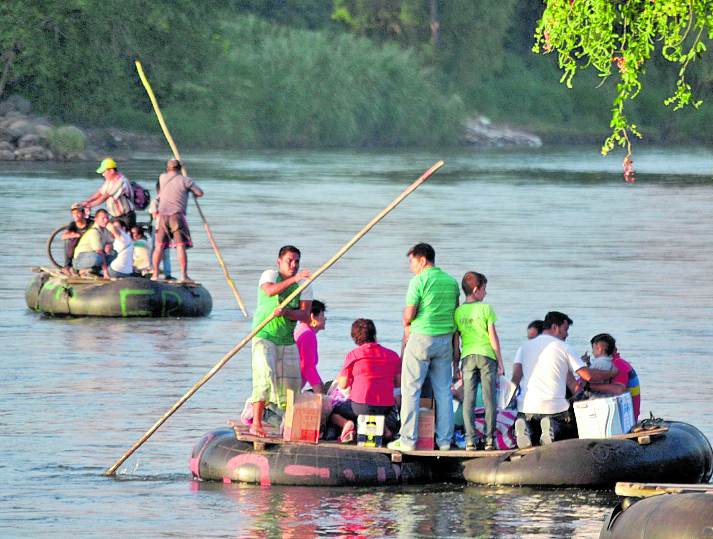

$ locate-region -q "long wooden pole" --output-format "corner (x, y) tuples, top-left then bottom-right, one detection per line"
(103, 160), (444, 476)
(135, 61), (248, 317)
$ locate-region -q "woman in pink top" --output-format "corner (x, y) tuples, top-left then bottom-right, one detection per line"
(331, 318), (401, 443)
(293, 300), (327, 394)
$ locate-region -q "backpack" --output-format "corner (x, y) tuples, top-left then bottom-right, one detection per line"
(130, 181), (151, 210)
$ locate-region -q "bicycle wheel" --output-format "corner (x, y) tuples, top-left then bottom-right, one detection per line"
(46, 225), (67, 269)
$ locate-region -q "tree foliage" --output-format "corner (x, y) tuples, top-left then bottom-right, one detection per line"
(0, 0), (219, 125)
(534, 0), (713, 164)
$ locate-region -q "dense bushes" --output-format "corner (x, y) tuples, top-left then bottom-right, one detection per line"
(162, 17), (464, 148)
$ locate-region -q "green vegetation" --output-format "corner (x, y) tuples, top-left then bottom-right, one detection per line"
(2, 0), (713, 149)
(46, 126), (87, 159)
(535, 0), (713, 156)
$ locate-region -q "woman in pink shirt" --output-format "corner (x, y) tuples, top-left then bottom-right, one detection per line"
(331, 318), (401, 443)
(293, 300), (327, 394)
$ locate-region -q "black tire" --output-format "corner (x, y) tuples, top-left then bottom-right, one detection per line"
(46, 225), (67, 269)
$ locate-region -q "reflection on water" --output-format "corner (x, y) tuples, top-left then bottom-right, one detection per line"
(1, 146), (712, 538)
(193, 482), (618, 539)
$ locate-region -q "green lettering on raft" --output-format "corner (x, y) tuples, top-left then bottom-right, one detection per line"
(119, 289), (154, 316)
(161, 290), (182, 317)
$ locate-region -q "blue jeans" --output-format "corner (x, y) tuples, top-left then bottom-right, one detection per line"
(462, 354), (497, 446)
(399, 332), (454, 448)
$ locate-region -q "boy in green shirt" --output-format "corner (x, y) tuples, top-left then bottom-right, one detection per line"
(454, 271), (504, 450)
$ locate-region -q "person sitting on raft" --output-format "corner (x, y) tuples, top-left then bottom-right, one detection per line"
(511, 311), (618, 448)
(581, 333), (641, 422)
(330, 318), (401, 444)
(106, 219), (134, 278)
(60, 203), (93, 275)
(72, 208), (113, 278)
(294, 300), (327, 394)
(130, 225), (152, 275)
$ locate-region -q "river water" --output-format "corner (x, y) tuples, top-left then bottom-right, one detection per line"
(2, 146), (712, 538)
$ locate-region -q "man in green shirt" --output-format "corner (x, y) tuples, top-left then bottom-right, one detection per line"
(388, 243), (459, 452)
(249, 246), (312, 438)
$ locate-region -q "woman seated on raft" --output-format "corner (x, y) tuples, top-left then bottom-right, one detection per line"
(330, 318), (401, 443)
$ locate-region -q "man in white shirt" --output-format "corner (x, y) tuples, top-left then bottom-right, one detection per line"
(511, 311), (617, 448)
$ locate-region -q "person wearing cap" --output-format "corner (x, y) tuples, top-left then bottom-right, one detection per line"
(151, 158), (203, 283)
(60, 203), (94, 275)
(82, 158), (136, 230)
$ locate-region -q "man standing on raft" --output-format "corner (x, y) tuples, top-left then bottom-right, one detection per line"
(249, 246), (312, 438)
(82, 158), (137, 230)
(388, 243), (459, 452)
(151, 158), (203, 283)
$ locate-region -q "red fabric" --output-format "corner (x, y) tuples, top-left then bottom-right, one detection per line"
(611, 356), (641, 421)
(339, 343), (401, 406)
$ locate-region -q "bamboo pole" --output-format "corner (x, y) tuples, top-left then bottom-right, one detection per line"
(103, 160), (444, 476)
(135, 61), (248, 317)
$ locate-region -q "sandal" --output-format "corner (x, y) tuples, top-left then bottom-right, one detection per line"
(339, 430), (356, 444)
(338, 420), (356, 443)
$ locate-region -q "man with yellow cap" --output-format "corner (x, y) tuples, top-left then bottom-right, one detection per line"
(82, 158), (136, 229)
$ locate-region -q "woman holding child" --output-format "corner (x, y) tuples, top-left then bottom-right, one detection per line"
(330, 319), (401, 443)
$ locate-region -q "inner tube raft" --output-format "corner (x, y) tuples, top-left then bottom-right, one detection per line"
(600, 491), (713, 539)
(190, 429), (462, 486)
(25, 269), (212, 317)
(462, 421), (713, 487)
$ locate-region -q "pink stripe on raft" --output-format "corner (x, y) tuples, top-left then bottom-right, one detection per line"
(189, 433), (214, 478)
(284, 465), (330, 478)
(224, 453), (272, 486)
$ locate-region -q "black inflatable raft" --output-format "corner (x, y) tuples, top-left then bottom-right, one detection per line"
(190, 428), (462, 486)
(462, 421), (712, 487)
(601, 488), (713, 539)
(25, 269), (212, 317)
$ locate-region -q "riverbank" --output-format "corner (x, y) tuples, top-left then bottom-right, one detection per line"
(0, 94), (541, 161)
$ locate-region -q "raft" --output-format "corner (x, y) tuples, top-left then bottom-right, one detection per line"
(190, 426), (465, 487)
(25, 268), (212, 317)
(600, 483), (713, 539)
(462, 421), (713, 487)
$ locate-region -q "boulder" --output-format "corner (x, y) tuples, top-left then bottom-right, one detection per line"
(15, 145), (53, 161)
(462, 117), (542, 148)
(0, 149), (15, 160)
(0, 127), (13, 143)
(0, 141), (14, 151)
(0, 95), (31, 115)
(7, 119), (36, 138)
(18, 133), (43, 149)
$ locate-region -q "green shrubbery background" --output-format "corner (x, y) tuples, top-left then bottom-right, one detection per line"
(2, 0), (711, 148)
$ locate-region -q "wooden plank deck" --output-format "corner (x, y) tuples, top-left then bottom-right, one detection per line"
(615, 481), (713, 498)
(226, 420), (668, 459)
(227, 420), (511, 459)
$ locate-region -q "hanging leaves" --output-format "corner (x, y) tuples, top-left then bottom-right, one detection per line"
(533, 0), (712, 178)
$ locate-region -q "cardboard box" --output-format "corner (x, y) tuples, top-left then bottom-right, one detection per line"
(416, 398), (435, 450)
(574, 394), (635, 439)
(357, 414), (385, 447)
(283, 389), (322, 443)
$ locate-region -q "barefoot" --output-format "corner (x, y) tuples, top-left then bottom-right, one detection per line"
(249, 424), (268, 438)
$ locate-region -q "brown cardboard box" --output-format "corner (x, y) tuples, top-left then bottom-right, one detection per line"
(283, 389), (322, 443)
(416, 398), (435, 450)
